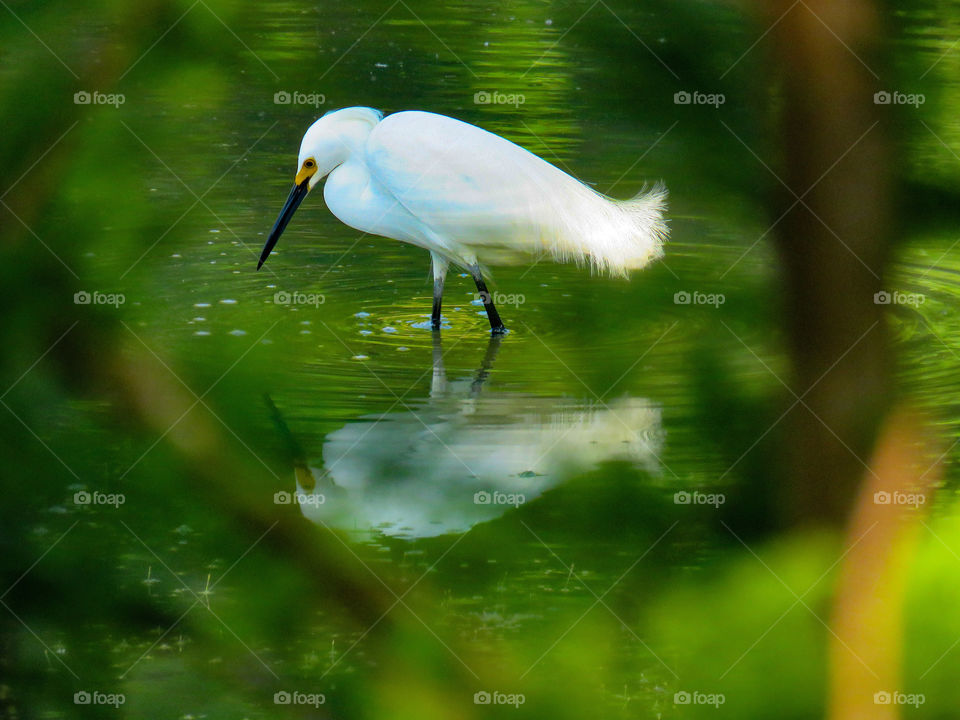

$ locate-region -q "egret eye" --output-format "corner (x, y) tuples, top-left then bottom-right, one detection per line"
(304, 160), (315, 168)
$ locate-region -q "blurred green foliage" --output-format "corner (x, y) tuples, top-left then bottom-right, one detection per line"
(1, 0), (959, 718)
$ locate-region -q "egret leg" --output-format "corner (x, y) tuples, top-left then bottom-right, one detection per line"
(469, 265), (507, 335)
(430, 252), (449, 331)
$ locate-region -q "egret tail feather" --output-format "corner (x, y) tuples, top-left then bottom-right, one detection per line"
(611, 181), (668, 274)
(543, 180), (668, 278)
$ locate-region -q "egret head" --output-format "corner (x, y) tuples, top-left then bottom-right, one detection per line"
(258, 107), (383, 270)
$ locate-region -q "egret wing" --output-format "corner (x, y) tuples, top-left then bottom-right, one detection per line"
(365, 111), (577, 256)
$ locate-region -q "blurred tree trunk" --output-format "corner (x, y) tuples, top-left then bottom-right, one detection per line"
(766, 0), (893, 526)
(828, 409), (937, 720)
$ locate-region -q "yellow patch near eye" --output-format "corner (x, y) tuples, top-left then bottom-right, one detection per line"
(295, 161), (317, 186)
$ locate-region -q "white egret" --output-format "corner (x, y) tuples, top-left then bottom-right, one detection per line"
(259, 107), (668, 334)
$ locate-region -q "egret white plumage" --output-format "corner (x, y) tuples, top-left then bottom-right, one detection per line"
(259, 107), (668, 334)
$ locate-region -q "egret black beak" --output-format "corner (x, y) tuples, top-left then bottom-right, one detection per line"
(258, 179), (310, 270)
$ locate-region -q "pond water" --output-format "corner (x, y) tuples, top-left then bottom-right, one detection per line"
(10, 0), (960, 717)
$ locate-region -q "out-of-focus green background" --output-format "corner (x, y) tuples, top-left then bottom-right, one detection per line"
(1, 0), (958, 717)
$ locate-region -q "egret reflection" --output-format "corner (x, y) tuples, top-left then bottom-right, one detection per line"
(269, 337), (664, 538)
